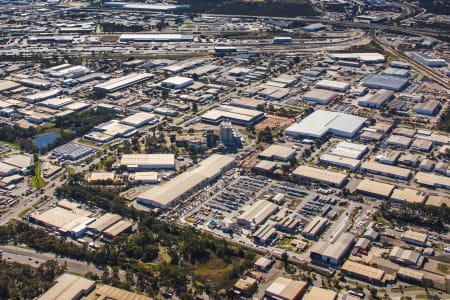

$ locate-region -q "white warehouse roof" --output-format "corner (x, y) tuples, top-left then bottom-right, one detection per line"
(285, 110), (366, 139)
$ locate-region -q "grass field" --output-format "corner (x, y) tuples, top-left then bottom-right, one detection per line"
(31, 161), (45, 189)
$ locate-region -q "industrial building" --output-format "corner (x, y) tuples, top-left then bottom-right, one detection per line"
(38, 273), (95, 300)
(39, 97), (74, 109)
(51, 143), (93, 161)
(265, 277), (308, 300)
(285, 110), (367, 139)
(341, 261), (386, 285)
(44, 64), (90, 79)
(237, 199), (279, 227)
(381, 68), (410, 78)
(401, 230), (428, 247)
(2, 154), (32, 170)
(389, 246), (424, 268)
(413, 100), (441, 116)
(161, 76), (194, 89)
(390, 188), (426, 204)
(253, 223), (277, 245)
(104, 2), (185, 11)
(302, 23), (327, 32)
(408, 52), (447, 67)
(302, 216), (328, 240)
(315, 79), (350, 92)
(411, 139), (433, 152)
(414, 172), (450, 189)
(13, 77), (51, 89)
(103, 220), (133, 239)
(0, 162), (19, 176)
(386, 135), (413, 148)
(119, 34), (193, 42)
(426, 195), (450, 207)
(319, 154), (361, 171)
(302, 89), (338, 105)
(201, 105), (265, 126)
(131, 172), (159, 183)
(0, 80), (21, 93)
(360, 161), (412, 180)
(120, 154), (175, 170)
(358, 89), (394, 109)
(293, 165), (348, 187)
(120, 112), (158, 127)
(230, 97), (266, 110)
(310, 232), (355, 265)
(356, 179), (395, 198)
(24, 89), (61, 103)
(329, 53), (385, 64)
(259, 145), (296, 162)
(330, 141), (368, 159)
(303, 287), (337, 300)
(361, 74), (409, 91)
(94, 73), (154, 94)
(137, 154), (234, 209)
(87, 213), (121, 234)
(30, 207), (95, 238)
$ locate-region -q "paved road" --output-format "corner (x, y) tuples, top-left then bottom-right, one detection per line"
(0, 245), (103, 276)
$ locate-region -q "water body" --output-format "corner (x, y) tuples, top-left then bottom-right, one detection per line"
(33, 133), (61, 149)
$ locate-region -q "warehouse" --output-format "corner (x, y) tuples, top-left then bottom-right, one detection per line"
(329, 53), (385, 64)
(105, 1), (184, 11)
(120, 112), (157, 127)
(360, 161), (412, 180)
(39, 97), (74, 109)
(259, 145), (296, 162)
(119, 33), (193, 42)
(253, 224), (277, 245)
(413, 100), (441, 116)
(201, 105), (265, 126)
(302, 89), (338, 105)
(30, 207), (95, 238)
(362, 74), (409, 91)
(386, 135), (412, 148)
(186, 64), (220, 77)
(0, 162), (19, 176)
(89, 120), (136, 141)
(402, 230), (428, 247)
(426, 195), (450, 207)
(303, 287), (337, 300)
(120, 154), (175, 170)
(230, 97), (265, 110)
(389, 246), (424, 268)
(358, 89), (394, 109)
(272, 36), (293, 44)
(38, 273), (95, 300)
(415, 172), (450, 189)
(330, 141), (368, 159)
(356, 179), (395, 198)
(163, 58), (205, 74)
(302, 216), (328, 240)
(310, 232), (355, 265)
(390, 188), (426, 204)
(57, 200), (80, 211)
(137, 154), (234, 209)
(254, 160), (277, 174)
(24, 89), (61, 103)
(381, 68), (410, 78)
(2, 154), (32, 169)
(341, 261), (386, 285)
(265, 277), (308, 300)
(237, 199), (279, 227)
(285, 110), (367, 139)
(319, 154), (361, 171)
(103, 220), (133, 239)
(14, 77), (51, 89)
(293, 165), (348, 187)
(0, 80), (21, 93)
(393, 127), (416, 137)
(45, 64), (90, 79)
(408, 52), (447, 67)
(87, 213), (121, 234)
(410, 139), (433, 152)
(161, 76), (193, 89)
(51, 143), (93, 161)
(63, 102), (90, 112)
(131, 172), (159, 183)
(94, 73), (154, 94)
(315, 79), (350, 92)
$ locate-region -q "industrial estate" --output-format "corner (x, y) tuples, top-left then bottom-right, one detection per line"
(0, 0), (449, 299)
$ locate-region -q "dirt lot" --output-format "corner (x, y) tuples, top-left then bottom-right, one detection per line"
(256, 115), (294, 131)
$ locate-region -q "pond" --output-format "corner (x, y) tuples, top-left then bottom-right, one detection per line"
(33, 133), (61, 150)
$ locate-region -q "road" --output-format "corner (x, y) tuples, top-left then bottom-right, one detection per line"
(0, 245), (103, 276)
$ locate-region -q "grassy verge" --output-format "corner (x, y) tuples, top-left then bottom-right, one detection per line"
(0, 141), (20, 149)
(18, 207), (33, 218)
(31, 161), (45, 189)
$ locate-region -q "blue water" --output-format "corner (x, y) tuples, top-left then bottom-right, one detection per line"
(33, 133), (61, 149)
